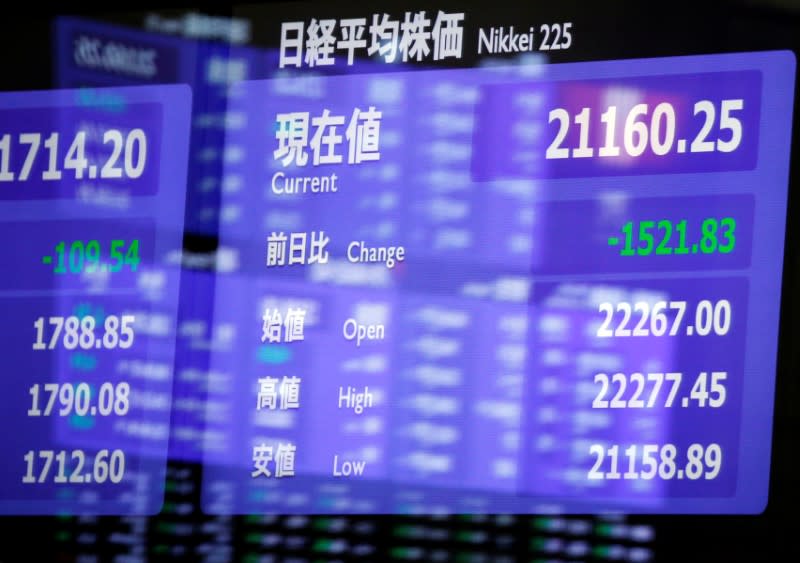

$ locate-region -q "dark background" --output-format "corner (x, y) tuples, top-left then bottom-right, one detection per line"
(0, 0), (797, 560)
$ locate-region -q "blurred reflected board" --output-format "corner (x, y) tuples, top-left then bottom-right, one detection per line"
(54, 16), (268, 236)
(198, 50), (794, 515)
(0, 84), (192, 514)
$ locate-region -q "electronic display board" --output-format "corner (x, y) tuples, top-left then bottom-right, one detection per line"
(0, 84), (191, 514)
(198, 50), (795, 514)
(0, 5), (797, 556)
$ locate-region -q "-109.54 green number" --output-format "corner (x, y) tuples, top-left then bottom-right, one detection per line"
(45, 239), (140, 274)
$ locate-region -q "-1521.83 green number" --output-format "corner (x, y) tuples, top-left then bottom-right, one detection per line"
(611, 218), (735, 256)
